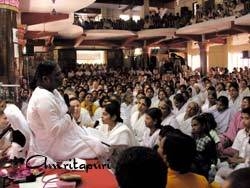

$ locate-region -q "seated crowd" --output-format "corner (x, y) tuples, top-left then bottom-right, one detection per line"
(74, 0), (250, 31)
(0, 62), (250, 187)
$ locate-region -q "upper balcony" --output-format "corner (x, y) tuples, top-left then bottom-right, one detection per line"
(21, 0), (250, 50)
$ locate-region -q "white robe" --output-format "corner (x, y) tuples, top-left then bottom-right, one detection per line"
(76, 108), (94, 128)
(201, 103), (217, 113)
(130, 111), (147, 144)
(120, 103), (133, 127)
(96, 122), (137, 147)
(175, 112), (193, 136)
(141, 128), (160, 148)
(240, 88), (250, 99)
(4, 103), (31, 158)
(229, 95), (242, 113)
(26, 87), (109, 162)
(161, 113), (179, 128)
(93, 107), (103, 122)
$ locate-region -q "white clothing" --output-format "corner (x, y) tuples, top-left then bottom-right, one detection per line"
(189, 95), (202, 106)
(130, 111), (147, 144)
(120, 103), (133, 127)
(150, 96), (158, 108)
(75, 108), (94, 128)
(130, 104), (138, 116)
(232, 129), (250, 158)
(152, 98), (160, 108)
(97, 122), (137, 147)
(173, 102), (188, 116)
(217, 90), (228, 98)
(27, 87), (109, 162)
(175, 112), (193, 136)
(141, 128), (160, 148)
(240, 88), (250, 98)
(201, 103), (216, 113)
(21, 101), (29, 118)
(4, 103), (31, 158)
(161, 113), (179, 128)
(229, 95), (242, 113)
(93, 107), (103, 122)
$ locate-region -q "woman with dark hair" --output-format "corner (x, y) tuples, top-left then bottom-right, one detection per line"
(97, 100), (137, 147)
(200, 112), (220, 145)
(141, 108), (162, 148)
(96, 100), (137, 168)
(130, 96), (151, 144)
(27, 61), (109, 163)
(93, 95), (110, 122)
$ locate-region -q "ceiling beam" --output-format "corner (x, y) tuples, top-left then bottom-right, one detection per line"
(174, 34), (202, 42)
(231, 23), (250, 33)
(146, 36), (169, 46)
(74, 34), (86, 48)
(21, 12), (69, 25)
(25, 31), (58, 39)
(121, 35), (138, 47)
(207, 37), (227, 45)
(94, 0), (171, 7)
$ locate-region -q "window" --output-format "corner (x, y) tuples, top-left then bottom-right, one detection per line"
(228, 52), (250, 72)
(188, 54), (200, 70)
(77, 50), (106, 64)
(119, 14), (140, 22)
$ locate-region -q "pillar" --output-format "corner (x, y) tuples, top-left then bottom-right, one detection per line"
(101, 8), (108, 19)
(0, 1), (19, 83)
(141, 0), (150, 19)
(198, 42), (208, 76)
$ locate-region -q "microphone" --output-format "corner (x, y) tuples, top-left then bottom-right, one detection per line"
(93, 121), (99, 128)
(0, 124), (12, 139)
(63, 93), (70, 107)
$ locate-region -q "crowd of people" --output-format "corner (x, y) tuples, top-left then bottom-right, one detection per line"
(74, 0), (250, 31)
(194, 0), (250, 24)
(0, 61), (250, 187)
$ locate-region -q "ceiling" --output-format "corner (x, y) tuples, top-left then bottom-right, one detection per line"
(20, 0), (96, 13)
(20, 0), (250, 51)
(20, 0), (177, 49)
(93, 0), (172, 7)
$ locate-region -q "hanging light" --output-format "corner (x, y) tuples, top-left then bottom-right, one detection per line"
(51, 0), (56, 15)
(51, 8), (57, 15)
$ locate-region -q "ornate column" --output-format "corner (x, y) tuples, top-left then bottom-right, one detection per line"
(0, 0), (19, 83)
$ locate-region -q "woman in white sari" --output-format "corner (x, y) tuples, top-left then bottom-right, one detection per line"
(97, 101), (137, 167)
(97, 101), (137, 147)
